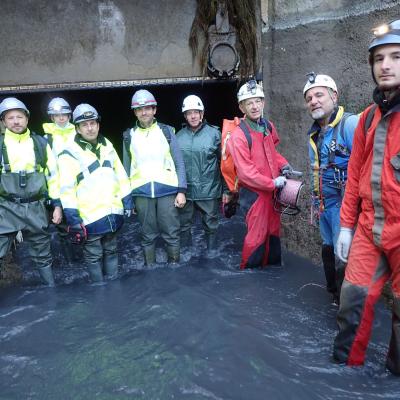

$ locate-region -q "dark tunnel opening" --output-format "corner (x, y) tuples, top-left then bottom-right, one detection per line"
(1, 80), (241, 156)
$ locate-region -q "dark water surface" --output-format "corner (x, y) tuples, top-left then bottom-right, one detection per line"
(0, 217), (399, 400)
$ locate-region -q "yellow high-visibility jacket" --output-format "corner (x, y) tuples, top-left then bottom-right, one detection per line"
(58, 134), (132, 234)
(42, 122), (76, 157)
(122, 121), (187, 198)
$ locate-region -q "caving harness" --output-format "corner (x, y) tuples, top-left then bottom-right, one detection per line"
(312, 105), (377, 223)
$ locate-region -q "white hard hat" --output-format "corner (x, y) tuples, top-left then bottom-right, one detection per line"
(47, 97), (72, 115)
(182, 95), (204, 112)
(131, 89), (157, 109)
(0, 97), (30, 118)
(72, 104), (99, 124)
(303, 73), (338, 97)
(237, 80), (264, 103)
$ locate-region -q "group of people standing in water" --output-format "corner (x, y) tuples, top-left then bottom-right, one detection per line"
(1, 18), (400, 376)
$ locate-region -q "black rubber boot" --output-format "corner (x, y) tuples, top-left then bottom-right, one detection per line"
(59, 238), (81, 263)
(387, 297), (400, 375)
(103, 253), (119, 280)
(143, 245), (156, 266)
(322, 245), (337, 295)
(87, 262), (104, 283)
(167, 246), (180, 264)
(180, 230), (193, 248)
(267, 236), (282, 266)
(335, 259), (346, 305)
(205, 233), (218, 258)
(38, 265), (55, 287)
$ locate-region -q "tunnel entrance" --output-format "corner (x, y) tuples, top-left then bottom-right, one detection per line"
(3, 79), (240, 155)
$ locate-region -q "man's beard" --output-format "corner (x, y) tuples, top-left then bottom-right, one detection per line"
(8, 126), (27, 134)
(311, 108), (327, 121)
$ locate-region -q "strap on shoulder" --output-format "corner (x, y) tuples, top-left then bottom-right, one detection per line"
(46, 134), (54, 149)
(30, 132), (48, 170)
(122, 128), (131, 144)
(0, 133), (4, 169)
(364, 104), (378, 136)
(265, 119), (272, 133)
(0, 133), (6, 174)
(158, 123), (172, 143)
(328, 113), (353, 165)
(238, 121), (252, 150)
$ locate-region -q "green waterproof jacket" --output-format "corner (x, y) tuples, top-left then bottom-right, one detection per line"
(176, 122), (223, 201)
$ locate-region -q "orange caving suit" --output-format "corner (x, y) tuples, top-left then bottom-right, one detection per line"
(228, 118), (288, 269)
(333, 95), (400, 375)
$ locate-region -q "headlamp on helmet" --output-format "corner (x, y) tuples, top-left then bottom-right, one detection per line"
(47, 97), (71, 115)
(303, 73), (338, 97)
(373, 24), (390, 37)
(369, 19), (400, 52)
(72, 104), (100, 124)
(237, 80), (265, 103)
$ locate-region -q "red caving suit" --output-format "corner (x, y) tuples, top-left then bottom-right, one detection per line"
(333, 96), (400, 375)
(228, 118), (288, 269)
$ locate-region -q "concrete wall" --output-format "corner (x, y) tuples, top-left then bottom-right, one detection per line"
(0, 0), (199, 87)
(262, 0), (400, 261)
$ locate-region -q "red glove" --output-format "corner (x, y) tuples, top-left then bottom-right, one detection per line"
(67, 224), (87, 244)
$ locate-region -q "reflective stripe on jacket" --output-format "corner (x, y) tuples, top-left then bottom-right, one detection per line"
(123, 121), (187, 198)
(308, 106), (358, 201)
(58, 135), (132, 234)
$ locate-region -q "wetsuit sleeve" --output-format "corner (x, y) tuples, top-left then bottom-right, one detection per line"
(228, 128), (275, 192)
(169, 129), (187, 193)
(340, 109), (370, 229)
(58, 153), (83, 226)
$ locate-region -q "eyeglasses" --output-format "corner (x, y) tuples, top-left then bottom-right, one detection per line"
(372, 20), (400, 38)
(306, 72), (317, 84)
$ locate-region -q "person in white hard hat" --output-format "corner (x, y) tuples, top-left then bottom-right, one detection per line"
(0, 97), (62, 286)
(43, 97), (75, 153)
(176, 95), (228, 258)
(333, 19), (400, 375)
(42, 97), (79, 264)
(122, 89), (187, 265)
(227, 80), (291, 269)
(303, 72), (359, 304)
(58, 104), (132, 282)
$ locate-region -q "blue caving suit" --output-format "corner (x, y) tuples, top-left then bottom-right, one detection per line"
(308, 106), (359, 298)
